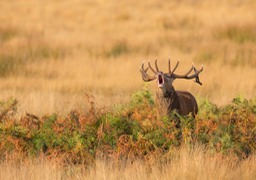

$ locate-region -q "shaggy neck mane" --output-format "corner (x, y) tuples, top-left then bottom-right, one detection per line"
(155, 87), (180, 119)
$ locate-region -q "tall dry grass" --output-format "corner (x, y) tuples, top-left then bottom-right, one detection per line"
(0, 1), (256, 178)
(0, 146), (255, 180)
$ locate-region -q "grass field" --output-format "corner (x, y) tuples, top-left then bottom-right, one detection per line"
(1, 146), (255, 180)
(0, 0), (256, 179)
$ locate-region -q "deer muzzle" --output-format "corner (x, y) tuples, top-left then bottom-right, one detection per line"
(157, 74), (164, 88)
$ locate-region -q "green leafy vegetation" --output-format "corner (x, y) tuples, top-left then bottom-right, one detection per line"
(0, 89), (255, 165)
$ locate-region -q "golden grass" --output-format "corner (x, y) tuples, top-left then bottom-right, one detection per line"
(0, 146), (255, 180)
(1, 1), (256, 178)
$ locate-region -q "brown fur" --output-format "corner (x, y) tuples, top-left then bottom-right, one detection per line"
(140, 60), (203, 120)
(176, 91), (198, 116)
(156, 87), (198, 119)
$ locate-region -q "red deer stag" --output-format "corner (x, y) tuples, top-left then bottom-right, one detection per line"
(140, 58), (203, 119)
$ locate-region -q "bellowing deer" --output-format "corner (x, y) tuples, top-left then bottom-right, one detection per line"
(140, 58), (203, 119)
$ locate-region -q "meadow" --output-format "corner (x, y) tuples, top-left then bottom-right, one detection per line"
(0, 0), (256, 179)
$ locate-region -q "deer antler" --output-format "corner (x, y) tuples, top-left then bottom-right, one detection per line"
(140, 58), (204, 85)
(168, 57), (180, 75)
(171, 63), (204, 85)
(140, 61), (157, 82)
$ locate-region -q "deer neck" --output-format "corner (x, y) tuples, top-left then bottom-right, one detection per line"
(156, 87), (180, 119)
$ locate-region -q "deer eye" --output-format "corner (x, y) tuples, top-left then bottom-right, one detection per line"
(166, 75), (172, 79)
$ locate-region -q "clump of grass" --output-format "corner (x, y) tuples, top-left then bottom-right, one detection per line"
(161, 16), (200, 31)
(0, 26), (18, 42)
(0, 26), (67, 77)
(0, 57), (19, 77)
(195, 50), (216, 64)
(0, 42), (66, 77)
(105, 41), (130, 58)
(215, 24), (256, 44)
(0, 97), (18, 122)
(0, 47), (64, 77)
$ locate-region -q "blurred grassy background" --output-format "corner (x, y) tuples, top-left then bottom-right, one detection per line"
(0, 0), (256, 115)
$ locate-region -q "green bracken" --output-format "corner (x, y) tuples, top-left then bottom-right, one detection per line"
(0, 89), (255, 164)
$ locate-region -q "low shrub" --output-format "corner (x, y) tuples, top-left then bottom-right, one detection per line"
(0, 90), (255, 165)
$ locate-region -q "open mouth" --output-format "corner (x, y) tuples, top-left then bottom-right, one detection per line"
(158, 74), (164, 87)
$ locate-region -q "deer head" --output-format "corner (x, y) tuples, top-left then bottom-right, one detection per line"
(140, 58), (203, 97)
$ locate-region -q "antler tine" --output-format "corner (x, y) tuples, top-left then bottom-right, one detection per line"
(172, 63), (204, 86)
(140, 61), (157, 82)
(148, 61), (157, 74)
(140, 62), (149, 81)
(171, 64), (193, 78)
(155, 58), (159, 72)
(184, 63), (194, 76)
(171, 61), (179, 74)
(168, 56), (171, 74)
(192, 64), (204, 85)
(192, 64), (204, 77)
(141, 61), (149, 72)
